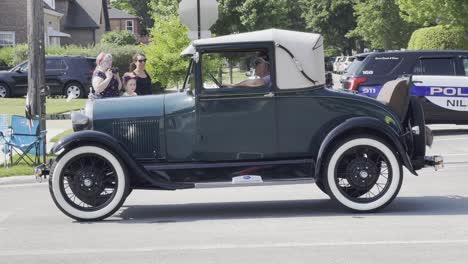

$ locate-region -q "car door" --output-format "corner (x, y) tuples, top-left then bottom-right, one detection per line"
(194, 47), (278, 161)
(10, 62), (28, 95)
(412, 56), (468, 124)
(45, 58), (67, 95)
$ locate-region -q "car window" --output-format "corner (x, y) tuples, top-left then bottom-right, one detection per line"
(463, 58), (468, 76)
(413, 58), (456, 76)
(345, 56), (366, 74)
(201, 50), (271, 90)
(46, 59), (66, 71)
(360, 56), (402, 75)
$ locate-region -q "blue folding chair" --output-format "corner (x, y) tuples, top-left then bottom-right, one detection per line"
(2, 115), (46, 166)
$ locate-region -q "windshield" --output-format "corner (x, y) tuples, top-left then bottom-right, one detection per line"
(10, 61), (28, 72)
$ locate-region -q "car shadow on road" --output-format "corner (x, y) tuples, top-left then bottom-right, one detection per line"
(96, 195), (468, 224)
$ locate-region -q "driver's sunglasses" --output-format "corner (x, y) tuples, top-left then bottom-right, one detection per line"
(137, 59), (147, 63)
(254, 57), (269, 65)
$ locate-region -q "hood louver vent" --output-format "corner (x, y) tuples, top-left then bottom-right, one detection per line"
(112, 119), (160, 160)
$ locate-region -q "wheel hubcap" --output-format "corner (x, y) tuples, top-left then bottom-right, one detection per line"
(0, 86), (6, 97)
(67, 85), (81, 98)
(83, 178), (93, 187)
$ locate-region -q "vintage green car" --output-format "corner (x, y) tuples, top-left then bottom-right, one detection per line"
(44, 29), (442, 221)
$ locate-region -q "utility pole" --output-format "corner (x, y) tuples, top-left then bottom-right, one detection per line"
(27, 0), (46, 164)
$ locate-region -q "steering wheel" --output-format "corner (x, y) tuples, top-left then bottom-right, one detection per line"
(208, 72), (223, 88)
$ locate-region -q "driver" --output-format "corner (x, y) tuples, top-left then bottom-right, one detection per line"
(235, 55), (271, 87)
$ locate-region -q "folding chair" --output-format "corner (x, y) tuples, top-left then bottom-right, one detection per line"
(0, 114), (10, 167)
(3, 115), (46, 166)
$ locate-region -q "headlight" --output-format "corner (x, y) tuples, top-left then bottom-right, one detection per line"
(71, 110), (90, 131)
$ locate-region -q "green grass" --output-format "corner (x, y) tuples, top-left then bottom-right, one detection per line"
(50, 128), (73, 143)
(0, 98), (86, 116)
(0, 155), (55, 177)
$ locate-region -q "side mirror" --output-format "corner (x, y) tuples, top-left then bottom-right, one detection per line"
(16, 68), (23, 73)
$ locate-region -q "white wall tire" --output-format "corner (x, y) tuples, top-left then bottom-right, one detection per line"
(323, 136), (403, 212)
(49, 146), (128, 221)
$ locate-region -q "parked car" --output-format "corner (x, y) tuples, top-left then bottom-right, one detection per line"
(333, 56), (343, 73)
(341, 50), (468, 124)
(0, 56), (95, 98)
(339, 56), (355, 74)
(40, 29), (442, 221)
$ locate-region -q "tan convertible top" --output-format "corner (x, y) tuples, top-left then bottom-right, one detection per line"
(182, 29), (325, 89)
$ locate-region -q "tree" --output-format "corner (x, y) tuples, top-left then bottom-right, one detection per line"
(144, 15), (191, 88)
(301, 0), (357, 55)
(397, 0), (468, 29)
(110, 0), (154, 35)
(347, 0), (417, 50)
(211, 0), (247, 35)
(212, 0), (306, 36)
(149, 0), (179, 19)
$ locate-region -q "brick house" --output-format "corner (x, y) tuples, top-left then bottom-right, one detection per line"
(0, 0), (110, 47)
(108, 7), (141, 39)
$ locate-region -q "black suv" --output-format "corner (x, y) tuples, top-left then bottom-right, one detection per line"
(0, 56), (95, 98)
(341, 50), (468, 124)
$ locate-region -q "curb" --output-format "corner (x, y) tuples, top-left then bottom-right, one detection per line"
(0, 175), (43, 186)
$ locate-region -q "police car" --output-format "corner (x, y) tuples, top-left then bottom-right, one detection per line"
(341, 50), (468, 124)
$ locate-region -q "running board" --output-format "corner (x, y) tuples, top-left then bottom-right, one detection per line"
(194, 178), (316, 189)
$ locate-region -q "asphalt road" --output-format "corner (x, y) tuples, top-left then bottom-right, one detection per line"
(1, 127), (468, 263)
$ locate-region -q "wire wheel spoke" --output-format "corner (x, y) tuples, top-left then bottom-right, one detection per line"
(335, 145), (392, 203)
(59, 153), (118, 212)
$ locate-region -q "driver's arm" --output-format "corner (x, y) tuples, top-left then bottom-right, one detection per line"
(228, 78), (265, 88)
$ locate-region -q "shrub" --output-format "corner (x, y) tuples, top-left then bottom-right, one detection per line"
(0, 44), (28, 67)
(0, 46), (14, 68)
(101, 31), (137, 46)
(408, 26), (468, 50)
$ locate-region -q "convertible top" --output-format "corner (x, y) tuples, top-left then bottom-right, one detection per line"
(181, 29), (325, 89)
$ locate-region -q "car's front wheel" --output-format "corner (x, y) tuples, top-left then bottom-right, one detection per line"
(323, 136), (403, 212)
(49, 146), (129, 221)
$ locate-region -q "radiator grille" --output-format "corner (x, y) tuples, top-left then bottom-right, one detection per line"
(112, 119), (160, 160)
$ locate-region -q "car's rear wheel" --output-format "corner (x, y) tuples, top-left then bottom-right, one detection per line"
(323, 136), (403, 212)
(64, 82), (85, 99)
(49, 146), (129, 221)
(0, 82), (11, 98)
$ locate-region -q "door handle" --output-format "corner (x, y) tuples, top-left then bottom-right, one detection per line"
(264, 92), (275, 98)
(413, 80), (423, 84)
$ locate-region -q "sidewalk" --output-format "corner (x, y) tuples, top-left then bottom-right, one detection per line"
(0, 119), (72, 166)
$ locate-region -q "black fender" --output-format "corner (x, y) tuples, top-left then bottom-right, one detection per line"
(314, 116), (417, 179)
(52, 130), (193, 190)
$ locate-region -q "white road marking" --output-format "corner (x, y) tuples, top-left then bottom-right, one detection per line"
(0, 183), (45, 189)
(1, 240), (468, 256)
(435, 137), (468, 141)
(0, 213), (11, 224)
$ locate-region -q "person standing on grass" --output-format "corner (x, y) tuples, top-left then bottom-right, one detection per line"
(125, 53), (153, 95)
(91, 52), (121, 98)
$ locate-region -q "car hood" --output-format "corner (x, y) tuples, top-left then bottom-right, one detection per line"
(0, 70), (14, 76)
(93, 94), (165, 121)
